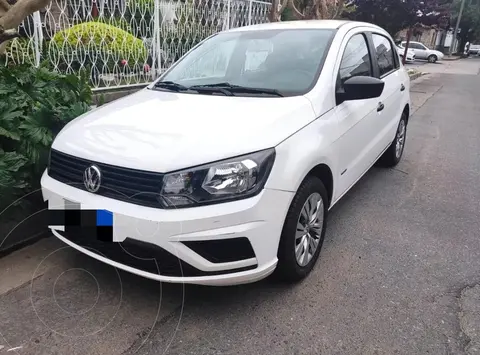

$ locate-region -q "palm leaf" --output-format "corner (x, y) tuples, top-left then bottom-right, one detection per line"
(0, 126), (20, 140)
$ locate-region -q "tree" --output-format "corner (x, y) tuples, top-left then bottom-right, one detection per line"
(450, 0), (480, 53)
(346, 0), (450, 37)
(271, 0), (349, 22)
(0, 0), (51, 53)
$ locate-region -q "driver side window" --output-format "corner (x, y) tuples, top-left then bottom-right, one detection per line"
(337, 33), (373, 91)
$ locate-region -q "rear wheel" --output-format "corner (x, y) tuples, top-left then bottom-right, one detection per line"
(377, 112), (407, 168)
(428, 54), (438, 63)
(276, 176), (328, 282)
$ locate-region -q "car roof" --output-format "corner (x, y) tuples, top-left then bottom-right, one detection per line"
(226, 20), (383, 33)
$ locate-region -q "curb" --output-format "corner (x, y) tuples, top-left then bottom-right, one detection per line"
(443, 55), (463, 61)
(0, 230), (50, 259)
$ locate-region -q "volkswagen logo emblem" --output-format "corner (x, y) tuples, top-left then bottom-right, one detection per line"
(84, 165), (102, 193)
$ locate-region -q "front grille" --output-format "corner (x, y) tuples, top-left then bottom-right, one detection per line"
(48, 149), (164, 208)
(57, 229), (256, 277)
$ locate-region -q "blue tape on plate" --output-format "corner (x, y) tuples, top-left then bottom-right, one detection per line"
(96, 210), (113, 227)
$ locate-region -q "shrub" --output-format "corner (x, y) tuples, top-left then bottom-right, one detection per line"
(93, 16), (133, 34)
(49, 22), (148, 70)
(0, 64), (92, 211)
(4, 38), (37, 66)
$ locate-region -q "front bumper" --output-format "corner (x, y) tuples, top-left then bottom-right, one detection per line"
(41, 170), (294, 286)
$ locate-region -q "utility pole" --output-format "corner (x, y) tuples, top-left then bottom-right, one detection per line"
(449, 0), (466, 56)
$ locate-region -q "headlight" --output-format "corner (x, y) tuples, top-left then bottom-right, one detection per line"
(160, 148), (275, 208)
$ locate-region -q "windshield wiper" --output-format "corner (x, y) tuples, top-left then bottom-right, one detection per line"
(153, 81), (232, 96)
(190, 83), (284, 97)
(187, 84), (234, 96)
(153, 81), (189, 92)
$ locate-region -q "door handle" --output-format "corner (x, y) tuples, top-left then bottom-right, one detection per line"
(400, 84), (406, 92)
(377, 102), (385, 112)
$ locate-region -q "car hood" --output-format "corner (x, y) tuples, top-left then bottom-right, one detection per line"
(53, 88), (316, 172)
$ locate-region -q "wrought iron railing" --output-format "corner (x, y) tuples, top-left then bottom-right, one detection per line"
(4, 0), (271, 91)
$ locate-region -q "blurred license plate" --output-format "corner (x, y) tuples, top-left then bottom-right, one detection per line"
(64, 199), (80, 210)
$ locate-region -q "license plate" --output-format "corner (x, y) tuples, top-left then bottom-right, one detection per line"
(96, 209), (113, 227)
(58, 200), (114, 241)
(64, 198), (80, 210)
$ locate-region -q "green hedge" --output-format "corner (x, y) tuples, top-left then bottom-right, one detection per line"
(0, 64), (92, 211)
(50, 22), (148, 69)
(4, 38), (37, 66)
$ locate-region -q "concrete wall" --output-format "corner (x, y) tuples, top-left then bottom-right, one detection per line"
(92, 86), (145, 106)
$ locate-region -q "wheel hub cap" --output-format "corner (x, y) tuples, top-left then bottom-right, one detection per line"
(295, 192), (324, 267)
(395, 120), (406, 159)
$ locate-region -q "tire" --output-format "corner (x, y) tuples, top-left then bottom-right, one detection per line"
(275, 176), (328, 282)
(377, 112), (407, 168)
(428, 54), (438, 63)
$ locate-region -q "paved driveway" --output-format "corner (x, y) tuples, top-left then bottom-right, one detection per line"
(1, 59), (480, 355)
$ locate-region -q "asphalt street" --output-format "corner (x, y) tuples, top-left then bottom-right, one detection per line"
(1, 58), (480, 355)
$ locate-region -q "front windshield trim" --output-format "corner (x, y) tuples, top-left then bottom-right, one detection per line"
(148, 28), (338, 98)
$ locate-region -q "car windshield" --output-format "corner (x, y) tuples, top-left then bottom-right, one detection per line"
(155, 29), (335, 96)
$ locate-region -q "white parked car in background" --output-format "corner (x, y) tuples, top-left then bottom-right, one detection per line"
(42, 20), (411, 286)
(396, 45), (415, 62)
(468, 44), (480, 55)
(400, 41), (444, 63)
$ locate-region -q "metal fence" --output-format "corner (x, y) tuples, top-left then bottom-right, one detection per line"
(5, 0), (271, 91)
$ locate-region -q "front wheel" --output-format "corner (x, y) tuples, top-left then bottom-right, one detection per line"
(428, 54), (438, 63)
(377, 112), (407, 167)
(276, 176), (328, 282)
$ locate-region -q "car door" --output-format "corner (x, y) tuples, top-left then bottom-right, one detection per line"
(407, 42), (427, 59)
(416, 43), (430, 59)
(333, 31), (381, 197)
(370, 33), (404, 152)
(402, 42), (416, 57)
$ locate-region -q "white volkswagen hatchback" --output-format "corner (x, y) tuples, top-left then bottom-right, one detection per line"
(42, 20), (411, 286)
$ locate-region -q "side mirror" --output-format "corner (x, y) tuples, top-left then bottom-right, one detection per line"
(336, 76), (385, 103)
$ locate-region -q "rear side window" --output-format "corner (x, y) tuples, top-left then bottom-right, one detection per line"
(404, 42), (423, 50)
(372, 34), (397, 76)
(338, 33), (372, 88)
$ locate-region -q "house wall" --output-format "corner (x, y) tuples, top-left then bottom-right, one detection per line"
(397, 28), (439, 49)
